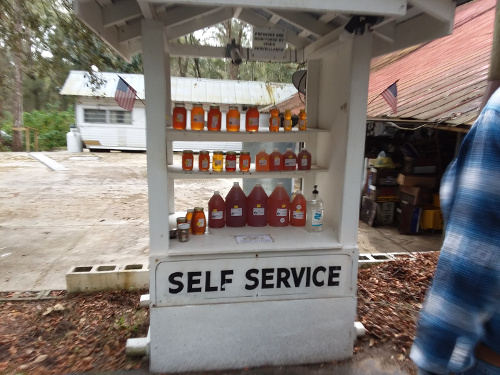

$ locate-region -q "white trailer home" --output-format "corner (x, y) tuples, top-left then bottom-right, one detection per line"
(60, 71), (296, 152)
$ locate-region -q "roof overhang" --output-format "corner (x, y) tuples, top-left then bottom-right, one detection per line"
(74, 0), (460, 63)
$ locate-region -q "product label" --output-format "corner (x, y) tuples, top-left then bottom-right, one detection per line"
(242, 159), (249, 167)
(271, 118), (278, 127)
(293, 211), (304, 219)
(274, 157), (281, 166)
(211, 211), (223, 220)
(201, 159), (209, 169)
(252, 207), (265, 216)
(210, 116), (219, 128)
(176, 113), (184, 122)
(228, 117), (240, 126)
(193, 114), (204, 123)
(231, 207), (243, 217)
(276, 208), (288, 217)
(226, 160), (236, 169)
(249, 118), (259, 126)
(301, 158), (308, 167)
(214, 159), (222, 167)
(259, 159), (268, 166)
(312, 210), (323, 227)
(196, 218), (205, 227)
(284, 159), (296, 167)
(184, 159), (192, 168)
(299, 119), (306, 130)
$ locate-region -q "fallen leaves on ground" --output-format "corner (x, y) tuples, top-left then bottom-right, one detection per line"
(355, 251), (439, 359)
(0, 290), (149, 374)
(0, 253), (439, 374)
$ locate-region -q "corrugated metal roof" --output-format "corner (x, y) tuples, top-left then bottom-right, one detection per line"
(274, 0), (493, 128)
(60, 71), (296, 107)
(367, 0), (495, 127)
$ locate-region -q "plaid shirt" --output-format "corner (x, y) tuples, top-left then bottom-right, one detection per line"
(410, 88), (500, 374)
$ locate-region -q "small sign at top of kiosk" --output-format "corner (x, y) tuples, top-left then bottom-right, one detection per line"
(252, 27), (287, 60)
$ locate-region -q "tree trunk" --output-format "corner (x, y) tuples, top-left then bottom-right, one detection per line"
(12, 2), (23, 151)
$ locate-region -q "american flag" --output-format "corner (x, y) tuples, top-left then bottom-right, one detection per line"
(381, 81), (398, 113)
(115, 76), (137, 111)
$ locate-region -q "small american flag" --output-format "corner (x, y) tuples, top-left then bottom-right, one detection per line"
(381, 81), (398, 113)
(115, 76), (137, 111)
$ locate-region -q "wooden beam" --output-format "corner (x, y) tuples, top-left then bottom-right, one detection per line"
(102, 0), (142, 27)
(164, 7), (233, 40)
(156, 5), (217, 27)
(265, 9), (335, 38)
(152, 0), (407, 17)
(304, 26), (343, 58)
(408, 0), (455, 23)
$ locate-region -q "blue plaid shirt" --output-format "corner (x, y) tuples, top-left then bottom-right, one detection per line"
(410, 88), (500, 374)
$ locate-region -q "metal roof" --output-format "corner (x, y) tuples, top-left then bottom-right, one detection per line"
(273, 0), (491, 129)
(367, 0), (495, 127)
(60, 71), (296, 106)
(73, 0), (462, 63)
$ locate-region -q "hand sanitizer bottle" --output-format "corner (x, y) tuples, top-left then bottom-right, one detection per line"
(305, 185), (323, 232)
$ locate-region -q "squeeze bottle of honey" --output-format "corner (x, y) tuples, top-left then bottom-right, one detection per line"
(268, 182), (290, 227)
(290, 190), (306, 227)
(255, 149), (269, 172)
(269, 108), (280, 131)
(208, 191), (225, 228)
(246, 184), (268, 227)
(225, 182), (247, 227)
(298, 109), (307, 131)
(283, 109), (292, 131)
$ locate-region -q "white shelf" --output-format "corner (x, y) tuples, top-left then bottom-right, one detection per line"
(166, 128), (328, 143)
(167, 164), (327, 179)
(166, 224), (341, 256)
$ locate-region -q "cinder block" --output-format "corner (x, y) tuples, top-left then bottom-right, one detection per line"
(66, 263), (149, 294)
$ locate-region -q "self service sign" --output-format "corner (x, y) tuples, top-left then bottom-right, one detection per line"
(154, 254), (353, 307)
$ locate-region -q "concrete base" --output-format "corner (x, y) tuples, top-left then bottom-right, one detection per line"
(66, 263), (149, 294)
(149, 297), (356, 373)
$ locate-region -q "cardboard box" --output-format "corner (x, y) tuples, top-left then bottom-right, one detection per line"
(397, 201), (421, 234)
(399, 185), (431, 205)
(420, 205), (443, 230)
(397, 173), (437, 189)
(376, 201), (395, 225)
(366, 184), (399, 202)
(368, 167), (399, 186)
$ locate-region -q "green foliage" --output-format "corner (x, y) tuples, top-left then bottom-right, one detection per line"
(1, 109), (75, 151)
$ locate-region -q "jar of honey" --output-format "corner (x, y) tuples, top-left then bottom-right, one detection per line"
(245, 106), (259, 132)
(173, 103), (187, 129)
(269, 108), (280, 131)
(239, 151), (251, 172)
(185, 208), (194, 233)
(199, 150), (210, 171)
(212, 151), (223, 172)
(191, 207), (206, 235)
(283, 109), (292, 131)
(226, 106), (240, 132)
(298, 109), (307, 131)
(207, 105), (221, 131)
(191, 103), (205, 131)
(182, 150), (194, 170)
(226, 151), (237, 172)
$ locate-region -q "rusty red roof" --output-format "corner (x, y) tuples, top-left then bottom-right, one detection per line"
(276, 0), (494, 127)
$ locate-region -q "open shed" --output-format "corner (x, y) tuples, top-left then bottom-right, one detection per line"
(73, 1), (463, 373)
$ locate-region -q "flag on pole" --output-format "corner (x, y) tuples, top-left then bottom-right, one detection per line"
(381, 81), (398, 113)
(115, 76), (137, 111)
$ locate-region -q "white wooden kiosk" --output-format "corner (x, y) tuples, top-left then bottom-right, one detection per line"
(74, 1), (457, 373)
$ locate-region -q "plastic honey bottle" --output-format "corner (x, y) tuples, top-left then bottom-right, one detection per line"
(297, 148), (311, 170)
(247, 184), (268, 227)
(255, 149), (269, 172)
(269, 148), (283, 171)
(283, 148), (297, 171)
(268, 182), (290, 227)
(298, 109), (307, 131)
(225, 182), (247, 227)
(305, 185), (324, 232)
(290, 190), (306, 227)
(269, 108), (280, 131)
(208, 191), (225, 228)
(283, 109), (292, 131)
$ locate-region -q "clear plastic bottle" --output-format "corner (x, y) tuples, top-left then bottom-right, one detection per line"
(208, 191), (225, 228)
(268, 182), (290, 227)
(247, 183), (268, 227)
(290, 190), (306, 227)
(305, 185), (324, 232)
(225, 182), (247, 227)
